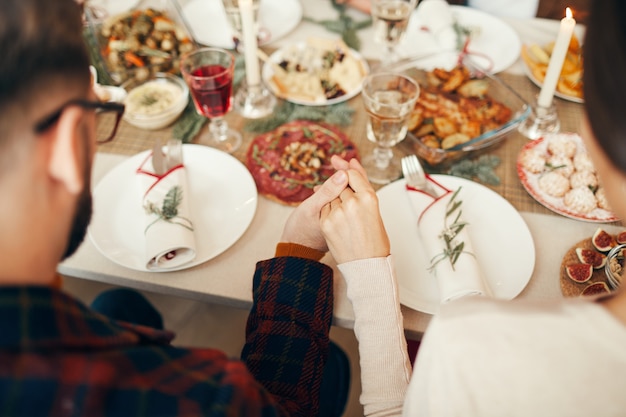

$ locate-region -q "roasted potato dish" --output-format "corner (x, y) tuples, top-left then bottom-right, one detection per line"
(409, 66), (513, 151)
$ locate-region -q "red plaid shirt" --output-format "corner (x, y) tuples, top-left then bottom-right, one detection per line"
(0, 256), (333, 416)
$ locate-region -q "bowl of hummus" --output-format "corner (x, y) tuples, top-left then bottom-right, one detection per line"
(122, 72), (188, 130)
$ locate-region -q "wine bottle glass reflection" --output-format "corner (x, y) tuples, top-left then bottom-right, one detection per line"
(361, 72), (420, 184)
(180, 47), (241, 154)
(372, 0), (418, 63)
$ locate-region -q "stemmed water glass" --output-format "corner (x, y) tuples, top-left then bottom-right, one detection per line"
(221, 0), (261, 49)
(371, 0), (418, 63)
(180, 47), (241, 154)
(361, 72), (420, 184)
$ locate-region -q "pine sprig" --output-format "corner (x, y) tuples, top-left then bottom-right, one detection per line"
(303, 0), (372, 51)
(144, 186), (193, 234)
(448, 154), (501, 185)
(172, 98), (208, 143)
(244, 101), (354, 133)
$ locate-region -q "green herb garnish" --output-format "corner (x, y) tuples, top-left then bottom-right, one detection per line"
(144, 186), (193, 234)
(428, 187), (474, 272)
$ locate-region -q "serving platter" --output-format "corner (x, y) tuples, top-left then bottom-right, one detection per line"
(261, 42), (369, 106)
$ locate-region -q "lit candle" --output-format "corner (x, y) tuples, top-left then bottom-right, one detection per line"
(239, 0), (261, 86)
(537, 7), (576, 108)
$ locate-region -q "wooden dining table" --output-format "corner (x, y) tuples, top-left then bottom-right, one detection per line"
(60, 1), (623, 340)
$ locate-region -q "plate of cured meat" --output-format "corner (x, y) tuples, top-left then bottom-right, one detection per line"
(245, 120), (359, 205)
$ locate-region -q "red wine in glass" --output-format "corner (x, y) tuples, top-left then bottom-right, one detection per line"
(188, 64), (233, 118)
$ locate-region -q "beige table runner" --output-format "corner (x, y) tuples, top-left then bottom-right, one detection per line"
(96, 72), (584, 215)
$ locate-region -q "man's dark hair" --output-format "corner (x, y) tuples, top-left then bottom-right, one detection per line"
(0, 0), (90, 122)
(583, 0), (626, 170)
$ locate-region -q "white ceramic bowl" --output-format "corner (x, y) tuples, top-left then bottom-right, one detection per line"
(121, 73), (189, 130)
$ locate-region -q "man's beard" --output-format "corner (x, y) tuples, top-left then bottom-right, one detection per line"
(62, 183), (92, 260)
(62, 126), (93, 260)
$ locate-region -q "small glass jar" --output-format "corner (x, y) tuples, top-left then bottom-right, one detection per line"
(604, 244), (626, 290)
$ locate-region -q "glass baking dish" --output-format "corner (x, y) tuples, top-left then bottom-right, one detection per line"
(84, 0), (197, 85)
(385, 51), (530, 169)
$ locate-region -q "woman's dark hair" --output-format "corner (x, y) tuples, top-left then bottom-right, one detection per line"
(583, 0), (626, 171)
(0, 0), (90, 110)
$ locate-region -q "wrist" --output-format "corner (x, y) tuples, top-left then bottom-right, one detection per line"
(275, 242), (326, 261)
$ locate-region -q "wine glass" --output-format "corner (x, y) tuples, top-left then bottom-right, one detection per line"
(371, 0), (418, 63)
(361, 72), (420, 184)
(180, 47), (241, 154)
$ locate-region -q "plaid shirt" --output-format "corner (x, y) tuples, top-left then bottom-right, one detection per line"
(0, 256), (333, 416)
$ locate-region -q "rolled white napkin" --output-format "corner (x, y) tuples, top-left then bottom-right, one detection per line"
(137, 153), (196, 271)
(405, 176), (490, 302)
(417, 0), (457, 51)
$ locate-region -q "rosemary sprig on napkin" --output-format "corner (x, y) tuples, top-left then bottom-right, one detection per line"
(429, 187), (473, 272)
(244, 101), (355, 133)
(304, 0), (372, 51)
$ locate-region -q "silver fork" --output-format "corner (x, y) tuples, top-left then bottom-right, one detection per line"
(401, 155), (438, 197)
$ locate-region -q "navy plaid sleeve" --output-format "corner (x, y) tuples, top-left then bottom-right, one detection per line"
(241, 256), (334, 417)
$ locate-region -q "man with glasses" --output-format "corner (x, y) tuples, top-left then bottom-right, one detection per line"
(0, 0), (350, 415)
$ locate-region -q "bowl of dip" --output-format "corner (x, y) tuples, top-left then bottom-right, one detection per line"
(122, 73), (188, 130)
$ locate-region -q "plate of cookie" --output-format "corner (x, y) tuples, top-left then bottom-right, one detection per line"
(262, 38), (369, 106)
(517, 132), (618, 223)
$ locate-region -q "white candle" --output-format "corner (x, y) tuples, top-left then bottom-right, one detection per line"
(239, 0), (261, 86)
(537, 7), (576, 108)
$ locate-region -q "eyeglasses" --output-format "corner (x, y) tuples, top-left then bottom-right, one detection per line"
(34, 99), (126, 144)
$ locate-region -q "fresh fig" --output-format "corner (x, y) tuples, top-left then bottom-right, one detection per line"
(575, 248), (607, 269)
(592, 228), (616, 252)
(616, 231), (626, 245)
(581, 282), (610, 296)
(566, 263), (593, 283)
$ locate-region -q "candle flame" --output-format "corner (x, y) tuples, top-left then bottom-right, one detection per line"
(566, 7), (573, 19)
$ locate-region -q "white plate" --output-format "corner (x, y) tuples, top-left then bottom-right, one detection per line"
(261, 43), (369, 106)
(182, 0), (302, 49)
(398, 5), (521, 73)
(89, 144), (258, 272)
(377, 176), (535, 314)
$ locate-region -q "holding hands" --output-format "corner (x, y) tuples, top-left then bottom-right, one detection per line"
(281, 155), (390, 264)
(320, 156), (391, 264)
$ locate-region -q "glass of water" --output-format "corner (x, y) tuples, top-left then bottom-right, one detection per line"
(371, 0), (418, 63)
(361, 72), (420, 184)
(221, 0), (261, 46)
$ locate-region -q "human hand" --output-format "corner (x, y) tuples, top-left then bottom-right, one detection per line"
(336, 0), (371, 14)
(320, 157), (390, 264)
(280, 169), (349, 252)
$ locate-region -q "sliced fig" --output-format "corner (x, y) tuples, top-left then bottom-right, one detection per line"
(566, 263), (593, 283)
(581, 282), (610, 296)
(575, 247), (607, 269)
(616, 231), (626, 245)
(592, 228), (616, 252)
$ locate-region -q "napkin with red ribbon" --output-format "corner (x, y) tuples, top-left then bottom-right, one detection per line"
(137, 151), (196, 271)
(417, 0), (457, 51)
(405, 176), (490, 302)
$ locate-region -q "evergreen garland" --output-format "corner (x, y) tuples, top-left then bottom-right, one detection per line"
(244, 101), (355, 133)
(304, 0), (372, 51)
